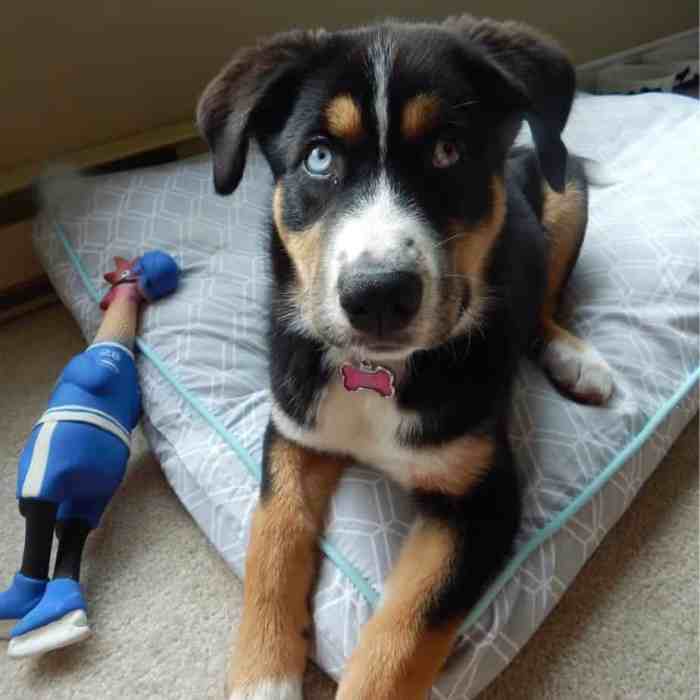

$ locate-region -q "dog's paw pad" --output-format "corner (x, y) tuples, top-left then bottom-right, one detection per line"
(542, 338), (614, 405)
(228, 678), (303, 700)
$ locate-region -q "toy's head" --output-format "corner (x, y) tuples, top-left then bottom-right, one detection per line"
(132, 251), (180, 302)
(101, 251), (180, 309)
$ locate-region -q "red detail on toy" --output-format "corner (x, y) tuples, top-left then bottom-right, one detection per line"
(100, 257), (141, 310)
(103, 256), (139, 286)
(340, 363), (395, 398)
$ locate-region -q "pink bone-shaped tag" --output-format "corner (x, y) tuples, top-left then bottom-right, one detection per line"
(340, 363), (395, 398)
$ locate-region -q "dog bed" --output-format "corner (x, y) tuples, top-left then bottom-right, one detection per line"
(34, 92), (699, 699)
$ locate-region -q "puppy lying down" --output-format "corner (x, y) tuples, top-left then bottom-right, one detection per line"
(196, 15), (614, 699)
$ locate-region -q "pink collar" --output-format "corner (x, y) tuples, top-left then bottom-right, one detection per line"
(340, 362), (395, 398)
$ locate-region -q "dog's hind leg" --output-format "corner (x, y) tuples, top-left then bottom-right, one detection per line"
(539, 160), (614, 405)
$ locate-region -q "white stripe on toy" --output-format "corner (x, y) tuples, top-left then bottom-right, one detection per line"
(21, 422), (58, 498)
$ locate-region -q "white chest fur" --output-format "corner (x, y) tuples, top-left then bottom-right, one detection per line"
(271, 370), (489, 494)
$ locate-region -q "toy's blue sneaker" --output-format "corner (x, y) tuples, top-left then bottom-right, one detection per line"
(8, 578), (90, 658)
(0, 572), (47, 640)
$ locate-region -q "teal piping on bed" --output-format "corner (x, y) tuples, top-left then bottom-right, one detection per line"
(458, 363), (700, 636)
(53, 218), (699, 635)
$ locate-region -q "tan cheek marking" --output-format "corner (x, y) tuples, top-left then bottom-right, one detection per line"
(412, 434), (494, 496)
(325, 94), (364, 143)
(401, 93), (441, 141)
(227, 436), (345, 694)
(448, 176), (507, 324)
(336, 518), (460, 700)
(273, 184), (322, 292)
(453, 176), (507, 280)
(541, 181), (586, 322)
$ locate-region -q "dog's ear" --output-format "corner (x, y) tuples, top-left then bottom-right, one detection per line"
(445, 15), (575, 192)
(197, 29), (326, 195)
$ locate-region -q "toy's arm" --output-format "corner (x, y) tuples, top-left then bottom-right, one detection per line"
(94, 253), (179, 349)
(94, 273), (141, 349)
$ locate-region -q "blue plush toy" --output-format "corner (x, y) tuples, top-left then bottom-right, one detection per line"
(0, 251), (179, 658)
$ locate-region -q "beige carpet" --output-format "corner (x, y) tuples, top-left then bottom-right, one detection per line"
(0, 304), (697, 700)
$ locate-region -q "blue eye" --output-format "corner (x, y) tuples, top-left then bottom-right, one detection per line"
(304, 144), (334, 176)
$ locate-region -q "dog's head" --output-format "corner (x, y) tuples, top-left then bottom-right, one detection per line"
(197, 17), (574, 361)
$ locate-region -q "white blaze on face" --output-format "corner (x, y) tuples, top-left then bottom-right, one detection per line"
(325, 175), (438, 331)
(332, 175), (425, 264)
(319, 36), (440, 344)
(369, 34), (394, 162)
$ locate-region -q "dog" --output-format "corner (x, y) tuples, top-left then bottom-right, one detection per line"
(197, 15), (614, 700)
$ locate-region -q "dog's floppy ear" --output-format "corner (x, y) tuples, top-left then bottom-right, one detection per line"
(445, 15), (575, 192)
(197, 29), (325, 195)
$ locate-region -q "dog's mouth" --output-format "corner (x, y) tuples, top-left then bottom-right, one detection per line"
(345, 297), (477, 359)
(363, 341), (406, 353)
(353, 338), (415, 360)
(313, 281), (473, 361)
(325, 332), (417, 362)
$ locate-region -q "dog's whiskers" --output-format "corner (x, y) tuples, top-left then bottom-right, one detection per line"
(433, 232), (467, 249)
(451, 98), (479, 110)
(440, 273), (473, 282)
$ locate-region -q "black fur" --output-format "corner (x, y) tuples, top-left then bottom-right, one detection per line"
(415, 435), (521, 626)
(200, 17), (581, 633)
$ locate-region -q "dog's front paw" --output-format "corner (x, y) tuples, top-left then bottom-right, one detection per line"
(542, 336), (614, 405)
(227, 678), (303, 700)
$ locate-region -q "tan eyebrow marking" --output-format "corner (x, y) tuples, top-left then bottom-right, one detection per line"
(325, 94), (364, 143)
(401, 94), (441, 141)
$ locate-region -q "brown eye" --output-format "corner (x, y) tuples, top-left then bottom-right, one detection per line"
(433, 139), (461, 168)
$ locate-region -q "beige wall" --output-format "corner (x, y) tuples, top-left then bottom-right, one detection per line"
(2, 2), (697, 175)
(1, 222), (43, 289)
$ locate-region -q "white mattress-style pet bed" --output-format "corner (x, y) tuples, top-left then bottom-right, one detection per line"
(34, 92), (699, 699)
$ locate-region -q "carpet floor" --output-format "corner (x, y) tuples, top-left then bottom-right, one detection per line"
(1, 304), (697, 699)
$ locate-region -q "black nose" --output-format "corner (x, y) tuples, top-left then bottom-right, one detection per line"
(338, 269), (423, 336)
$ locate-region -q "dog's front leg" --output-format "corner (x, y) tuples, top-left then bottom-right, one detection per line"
(226, 426), (346, 700)
(336, 455), (520, 700)
(335, 516), (461, 700)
